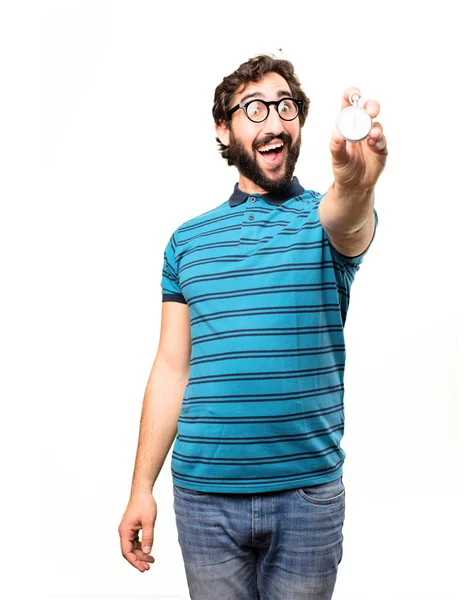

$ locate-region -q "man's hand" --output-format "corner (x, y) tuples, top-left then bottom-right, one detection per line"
(330, 87), (388, 191)
(118, 492), (157, 572)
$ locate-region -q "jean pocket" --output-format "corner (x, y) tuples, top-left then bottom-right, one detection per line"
(173, 484), (207, 496)
(297, 476), (345, 505)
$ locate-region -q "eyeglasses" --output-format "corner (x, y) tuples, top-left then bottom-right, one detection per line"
(228, 97), (303, 123)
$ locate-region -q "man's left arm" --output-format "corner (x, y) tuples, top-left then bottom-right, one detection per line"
(318, 183), (376, 257)
(319, 86), (388, 257)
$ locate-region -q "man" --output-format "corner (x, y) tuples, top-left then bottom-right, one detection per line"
(119, 54), (388, 599)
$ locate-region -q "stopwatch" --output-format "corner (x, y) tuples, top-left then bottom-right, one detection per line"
(335, 91), (372, 142)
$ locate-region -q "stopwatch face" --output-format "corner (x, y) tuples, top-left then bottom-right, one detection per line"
(335, 105), (372, 141)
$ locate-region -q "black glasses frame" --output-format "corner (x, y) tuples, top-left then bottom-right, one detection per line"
(227, 97), (303, 123)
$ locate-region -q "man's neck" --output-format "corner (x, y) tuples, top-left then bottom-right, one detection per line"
(237, 174), (289, 196)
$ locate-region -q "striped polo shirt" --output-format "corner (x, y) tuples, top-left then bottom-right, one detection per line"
(161, 176), (378, 494)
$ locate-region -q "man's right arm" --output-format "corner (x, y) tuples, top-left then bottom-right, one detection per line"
(130, 301), (191, 497)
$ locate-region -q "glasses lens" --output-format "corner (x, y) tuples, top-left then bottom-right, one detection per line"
(278, 99), (299, 120)
(246, 100), (268, 123)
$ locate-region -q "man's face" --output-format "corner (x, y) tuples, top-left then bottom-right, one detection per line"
(217, 72), (302, 194)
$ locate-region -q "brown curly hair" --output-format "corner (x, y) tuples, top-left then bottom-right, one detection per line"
(212, 54), (310, 163)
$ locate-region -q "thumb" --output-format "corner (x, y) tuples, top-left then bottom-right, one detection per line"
(142, 528), (154, 554)
(330, 128), (349, 165)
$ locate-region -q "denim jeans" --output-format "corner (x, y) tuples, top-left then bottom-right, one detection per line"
(173, 475), (345, 599)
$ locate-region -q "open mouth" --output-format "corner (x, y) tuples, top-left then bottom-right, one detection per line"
(257, 143), (286, 166)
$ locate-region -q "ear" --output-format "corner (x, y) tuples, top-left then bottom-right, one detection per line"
(215, 121), (230, 147)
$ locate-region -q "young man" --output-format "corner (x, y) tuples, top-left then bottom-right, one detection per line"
(119, 54), (388, 599)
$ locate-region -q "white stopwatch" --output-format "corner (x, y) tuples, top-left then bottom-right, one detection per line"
(335, 91), (372, 142)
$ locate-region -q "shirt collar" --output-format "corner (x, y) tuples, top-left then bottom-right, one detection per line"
(228, 176), (305, 207)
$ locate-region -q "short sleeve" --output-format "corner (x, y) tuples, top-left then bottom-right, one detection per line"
(326, 208), (379, 270)
(161, 232), (187, 304)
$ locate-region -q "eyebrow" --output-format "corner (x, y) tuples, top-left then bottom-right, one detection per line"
(239, 89), (293, 104)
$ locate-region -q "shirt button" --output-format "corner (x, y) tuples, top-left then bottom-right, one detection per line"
(250, 197), (256, 203)
(248, 214), (255, 220)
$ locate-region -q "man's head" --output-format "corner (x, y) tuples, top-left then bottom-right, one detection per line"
(213, 54), (310, 194)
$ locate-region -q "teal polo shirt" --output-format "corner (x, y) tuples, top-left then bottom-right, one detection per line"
(161, 176), (378, 494)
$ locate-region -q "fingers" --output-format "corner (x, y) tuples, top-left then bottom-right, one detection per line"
(341, 87), (380, 119)
(341, 86), (362, 109)
(370, 121), (383, 136)
(367, 121), (387, 151)
(125, 543), (155, 572)
(135, 536), (155, 564)
(124, 548), (152, 572)
(119, 525), (155, 573)
(363, 98), (380, 119)
(134, 543), (155, 570)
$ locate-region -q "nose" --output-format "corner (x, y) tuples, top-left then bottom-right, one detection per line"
(262, 104), (284, 135)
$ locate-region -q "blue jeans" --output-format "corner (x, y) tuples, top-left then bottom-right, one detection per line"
(173, 476), (345, 599)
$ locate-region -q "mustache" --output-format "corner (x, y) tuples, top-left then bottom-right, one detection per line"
(254, 133), (292, 150)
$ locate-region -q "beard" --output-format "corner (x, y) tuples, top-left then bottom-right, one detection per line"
(225, 128), (302, 194)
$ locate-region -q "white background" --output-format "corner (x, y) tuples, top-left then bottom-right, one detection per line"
(1, 1), (471, 599)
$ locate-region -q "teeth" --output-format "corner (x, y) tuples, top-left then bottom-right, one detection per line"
(258, 142), (284, 152)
